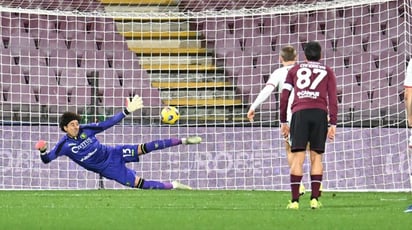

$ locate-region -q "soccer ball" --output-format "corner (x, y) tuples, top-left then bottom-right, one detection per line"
(161, 106), (180, 125)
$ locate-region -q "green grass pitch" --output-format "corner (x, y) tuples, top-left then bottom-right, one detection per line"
(1, 190), (411, 229)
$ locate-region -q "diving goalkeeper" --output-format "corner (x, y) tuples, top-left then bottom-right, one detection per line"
(34, 95), (201, 190)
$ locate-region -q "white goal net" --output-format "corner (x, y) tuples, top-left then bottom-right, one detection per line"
(0, 0), (411, 191)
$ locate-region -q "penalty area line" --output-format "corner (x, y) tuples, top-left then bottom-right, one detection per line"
(379, 198), (408, 201)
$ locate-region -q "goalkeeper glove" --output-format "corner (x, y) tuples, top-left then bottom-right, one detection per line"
(125, 95), (144, 113)
(35, 140), (48, 154)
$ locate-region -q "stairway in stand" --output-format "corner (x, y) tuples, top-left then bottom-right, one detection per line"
(99, 0), (247, 124)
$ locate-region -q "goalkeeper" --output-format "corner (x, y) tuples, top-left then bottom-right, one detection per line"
(34, 95), (201, 190)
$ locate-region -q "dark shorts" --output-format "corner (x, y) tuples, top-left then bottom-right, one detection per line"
(100, 145), (140, 188)
(290, 109), (328, 154)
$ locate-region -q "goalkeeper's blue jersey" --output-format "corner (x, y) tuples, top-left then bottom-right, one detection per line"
(41, 111), (127, 173)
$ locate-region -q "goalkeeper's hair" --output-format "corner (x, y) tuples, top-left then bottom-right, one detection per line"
(304, 41), (322, 61)
(59, 112), (81, 132)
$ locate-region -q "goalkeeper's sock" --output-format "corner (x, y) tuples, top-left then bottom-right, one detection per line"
(310, 174), (323, 199)
(137, 179), (173, 190)
(141, 138), (182, 154)
(290, 174), (303, 202)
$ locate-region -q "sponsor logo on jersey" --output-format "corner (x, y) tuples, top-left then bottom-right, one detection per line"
(71, 137), (93, 154)
(297, 90), (319, 99)
(80, 133), (87, 139)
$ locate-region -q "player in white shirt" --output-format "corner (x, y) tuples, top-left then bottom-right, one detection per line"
(404, 59), (412, 147)
(247, 46), (306, 196)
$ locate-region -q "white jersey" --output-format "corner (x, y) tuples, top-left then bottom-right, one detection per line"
(267, 65), (294, 122)
(405, 59), (412, 87)
(250, 65), (294, 122)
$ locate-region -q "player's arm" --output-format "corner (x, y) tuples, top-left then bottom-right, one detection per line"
(34, 140), (62, 164)
(327, 70), (338, 126)
(248, 84), (276, 122)
(86, 95), (144, 132)
(280, 84), (292, 138)
(327, 70), (338, 141)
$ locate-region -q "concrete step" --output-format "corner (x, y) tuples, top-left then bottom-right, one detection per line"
(152, 81), (233, 89)
(160, 89), (236, 99)
(130, 47), (209, 55)
(126, 39), (200, 49)
(142, 63), (220, 72)
(117, 21), (190, 32)
(139, 56), (213, 66)
(149, 73), (227, 82)
(178, 106), (247, 122)
(162, 98), (242, 106)
(121, 31), (200, 39)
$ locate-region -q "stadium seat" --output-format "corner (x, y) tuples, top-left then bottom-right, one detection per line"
(59, 68), (89, 88)
(335, 35), (364, 57)
(70, 39), (98, 52)
(79, 50), (111, 76)
(201, 20), (226, 40)
(26, 14), (54, 38)
(7, 33), (38, 53)
(233, 18), (258, 38)
(324, 18), (351, 39)
(101, 87), (129, 108)
(259, 15), (280, 36)
(96, 69), (121, 95)
(18, 49), (48, 70)
(5, 83), (39, 113)
(38, 31), (68, 52)
(48, 49), (79, 75)
(278, 34), (299, 50)
(59, 16), (87, 39)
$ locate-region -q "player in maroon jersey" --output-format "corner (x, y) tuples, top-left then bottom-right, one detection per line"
(279, 41), (338, 209)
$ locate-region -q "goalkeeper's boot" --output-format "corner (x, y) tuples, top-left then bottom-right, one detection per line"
(310, 198), (322, 209)
(299, 182), (306, 197)
(182, 136), (202, 145)
(172, 181), (192, 190)
(404, 205), (412, 213)
(286, 201), (299, 210)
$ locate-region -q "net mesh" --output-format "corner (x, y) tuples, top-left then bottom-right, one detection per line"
(0, 0), (411, 191)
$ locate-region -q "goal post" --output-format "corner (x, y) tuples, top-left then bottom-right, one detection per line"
(0, 0), (411, 192)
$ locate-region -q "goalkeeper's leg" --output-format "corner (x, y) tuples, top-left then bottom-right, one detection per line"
(135, 177), (192, 190)
(139, 136), (202, 154)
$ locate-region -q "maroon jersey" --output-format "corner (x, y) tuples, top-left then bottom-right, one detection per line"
(280, 61), (338, 125)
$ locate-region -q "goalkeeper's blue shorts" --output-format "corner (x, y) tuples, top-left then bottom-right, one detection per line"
(100, 145), (140, 188)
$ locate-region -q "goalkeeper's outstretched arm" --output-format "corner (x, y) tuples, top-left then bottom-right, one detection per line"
(35, 140), (61, 164)
(84, 95), (144, 132)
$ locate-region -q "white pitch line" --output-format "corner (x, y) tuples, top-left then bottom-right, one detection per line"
(380, 198), (408, 201)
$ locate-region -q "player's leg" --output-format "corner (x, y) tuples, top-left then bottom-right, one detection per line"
(138, 136), (202, 155)
(113, 146), (192, 190)
(307, 109), (328, 209)
(287, 151), (305, 209)
(309, 151), (323, 209)
(404, 87), (412, 147)
(287, 110), (309, 209)
(285, 140), (305, 197)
